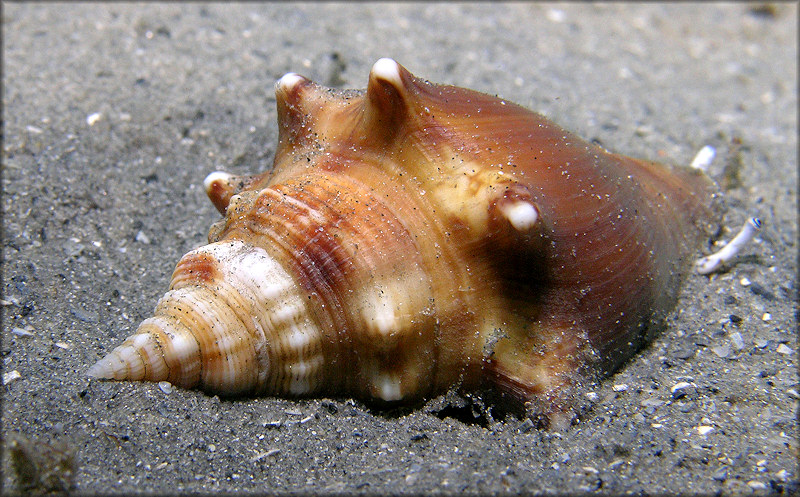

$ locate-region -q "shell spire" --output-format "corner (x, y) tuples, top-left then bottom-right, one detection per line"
(87, 240), (317, 395)
(89, 58), (720, 424)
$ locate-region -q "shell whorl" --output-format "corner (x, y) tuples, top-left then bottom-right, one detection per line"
(88, 240), (323, 396)
(89, 59), (719, 417)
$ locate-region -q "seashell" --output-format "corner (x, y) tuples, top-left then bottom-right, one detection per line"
(88, 58), (719, 424)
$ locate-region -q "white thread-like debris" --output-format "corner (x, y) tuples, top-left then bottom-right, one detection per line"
(690, 145), (716, 171)
(696, 217), (762, 275)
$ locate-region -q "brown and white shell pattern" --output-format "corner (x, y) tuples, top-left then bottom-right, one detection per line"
(88, 58), (719, 423)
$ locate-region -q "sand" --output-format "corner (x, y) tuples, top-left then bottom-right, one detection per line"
(2, 3), (796, 495)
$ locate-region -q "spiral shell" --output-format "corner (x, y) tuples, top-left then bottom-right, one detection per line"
(89, 58), (719, 421)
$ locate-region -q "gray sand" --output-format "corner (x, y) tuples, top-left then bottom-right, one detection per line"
(2, 3), (797, 495)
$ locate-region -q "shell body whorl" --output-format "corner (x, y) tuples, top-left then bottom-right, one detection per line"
(89, 59), (719, 420)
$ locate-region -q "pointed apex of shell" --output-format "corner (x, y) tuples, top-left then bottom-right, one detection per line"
(367, 58), (413, 99)
(87, 355), (116, 379)
(276, 72), (308, 93)
(87, 330), (173, 383)
(204, 171), (236, 215)
(275, 71), (314, 110)
(204, 170), (234, 191)
(370, 58), (404, 87)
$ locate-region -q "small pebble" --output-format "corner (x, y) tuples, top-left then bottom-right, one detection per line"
(612, 384), (628, 392)
(518, 418), (535, 433)
(86, 112), (102, 126)
(759, 367), (778, 378)
(761, 312), (772, 322)
(11, 327), (34, 337)
(3, 370), (21, 385)
(712, 344), (731, 358)
(689, 145), (716, 170)
(730, 332), (744, 351)
(723, 295), (738, 305)
(158, 381), (173, 394)
(71, 307), (98, 323)
(774, 469), (789, 481)
(207, 444), (216, 452)
(671, 382), (695, 399)
(786, 389), (799, 400)
(749, 283), (776, 301)
(640, 398), (665, 407)
(692, 333), (710, 347)
(585, 392), (598, 401)
(712, 466), (728, 482)
(754, 337), (769, 348)
(697, 425), (714, 436)
(64, 238), (84, 257)
(747, 480), (767, 490)
(546, 8), (566, 23)
(729, 314), (743, 324)
(55, 341), (71, 349)
(135, 231), (151, 244)
(673, 338), (696, 359)
(776, 344), (793, 355)
(740, 277), (751, 286)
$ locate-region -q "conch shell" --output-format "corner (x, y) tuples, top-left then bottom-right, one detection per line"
(89, 58), (718, 423)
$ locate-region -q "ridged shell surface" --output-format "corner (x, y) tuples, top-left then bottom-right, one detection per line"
(89, 58), (719, 423)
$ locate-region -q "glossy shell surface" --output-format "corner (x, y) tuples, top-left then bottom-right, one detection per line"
(89, 58), (719, 422)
